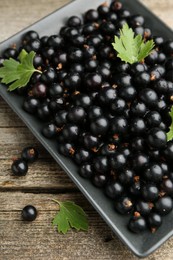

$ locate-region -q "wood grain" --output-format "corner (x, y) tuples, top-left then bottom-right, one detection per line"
(0, 1), (173, 260)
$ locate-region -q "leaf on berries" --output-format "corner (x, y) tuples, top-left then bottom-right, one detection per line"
(112, 23), (155, 64)
(0, 49), (41, 91)
(166, 106), (173, 141)
(52, 200), (89, 234)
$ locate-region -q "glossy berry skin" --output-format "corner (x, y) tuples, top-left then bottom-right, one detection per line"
(147, 127), (167, 149)
(21, 147), (38, 163)
(42, 123), (57, 139)
(11, 159), (28, 176)
(23, 97), (40, 114)
(128, 215), (147, 233)
(142, 163), (163, 183)
(79, 163), (93, 179)
(135, 200), (152, 216)
(115, 196), (133, 214)
(66, 106), (86, 124)
(147, 213), (162, 230)
(162, 141), (173, 161)
(141, 183), (159, 202)
(155, 196), (173, 215)
(90, 116), (109, 136)
(21, 205), (37, 221)
(105, 181), (124, 199)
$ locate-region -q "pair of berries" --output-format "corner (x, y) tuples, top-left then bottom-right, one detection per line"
(11, 146), (39, 221)
(11, 146), (38, 176)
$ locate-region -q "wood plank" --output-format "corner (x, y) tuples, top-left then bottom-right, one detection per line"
(1, 192), (173, 260)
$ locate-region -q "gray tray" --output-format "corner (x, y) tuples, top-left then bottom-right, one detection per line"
(0, 0), (173, 257)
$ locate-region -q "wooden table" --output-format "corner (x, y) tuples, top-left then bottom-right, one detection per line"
(0, 1), (173, 259)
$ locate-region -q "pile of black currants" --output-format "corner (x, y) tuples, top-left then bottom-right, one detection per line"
(2, 0), (173, 233)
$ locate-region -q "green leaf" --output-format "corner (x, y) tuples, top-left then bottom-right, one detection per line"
(0, 58), (20, 84)
(0, 49), (42, 91)
(52, 200), (89, 234)
(112, 23), (155, 64)
(167, 106), (173, 141)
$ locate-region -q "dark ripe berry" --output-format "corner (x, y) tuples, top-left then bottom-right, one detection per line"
(141, 183), (159, 202)
(58, 142), (75, 157)
(153, 36), (164, 48)
(74, 148), (91, 165)
(31, 82), (47, 98)
(155, 196), (173, 215)
(42, 46), (55, 60)
(135, 200), (153, 216)
(130, 117), (146, 135)
(107, 12), (118, 23)
(118, 169), (134, 186)
(22, 30), (39, 43)
(68, 47), (83, 62)
(72, 93), (93, 108)
(23, 97), (40, 114)
(129, 62), (147, 75)
(99, 21), (116, 36)
(147, 127), (167, 149)
(153, 79), (168, 95)
(11, 159), (28, 176)
(163, 40), (173, 55)
(115, 196), (133, 215)
(52, 50), (67, 68)
(24, 39), (41, 53)
(83, 133), (100, 150)
(97, 3), (109, 17)
(84, 9), (99, 22)
(85, 59), (98, 72)
(97, 87), (117, 105)
(82, 23), (97, 35)
(33, 54), (43, 68)
(63, 27), (79, 39)
(64, 72), (81, 91)
(47, 83), (63, 98)
(166, 70), (173, 82)
(69, 63), (84, 74)
(96, 65), (111, 80)
(111, 116), (128, 135)
(21, 147), (38, 163)
(84, 72), (103, 91)
(100, 143), (117, 156)
(150, 65), (165, 81)
(93, 156), (109, 173)
(110, 97), (127, 115)
(54, 110), (67, 127)
(129, 180), (141, 197)
(98, 45), (113, 59)
(162, 141), (173, 161)
(49, 97), (66, 113)
(129, 14), (145, 27)
(131, 137), (145, 151)
(21, 205), (37, 221)
(88, 106), (103, 120)
(82, 45), (96, 59)
(67, 106), (86, 124)
(131, 152), (149, 170)
(128, 214), (147, 233)
(109, 152), (126, 171)
(67, 15), (81, 27)
(40, 68), (57, 84)
(47, 35), (64, 49)
(71, 35), (85, 47)
(105, 181), (124, 199)
(3, 48), (18, 59)
(145, 50), (158, 65)
(40, 36), (48, 46)
(145, 111), (162, 127)
(90, 116), (109, 136)
(86, 34), (103, 47)
(79, 163), (93, 179)
(133, 71), (150, 87)
(37, 102), (51, 121)
(130, 100), (147, 117)
(147, 213), (162, 230)
(42, 123), (57, 139)
(118, 85), (137, 101)
(92, 173), (107, 188)
(61, 123), (79, 142)
(161, 178), (173, 196)
(139, 88), (158, 108)
(142, 163), (163, 183)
